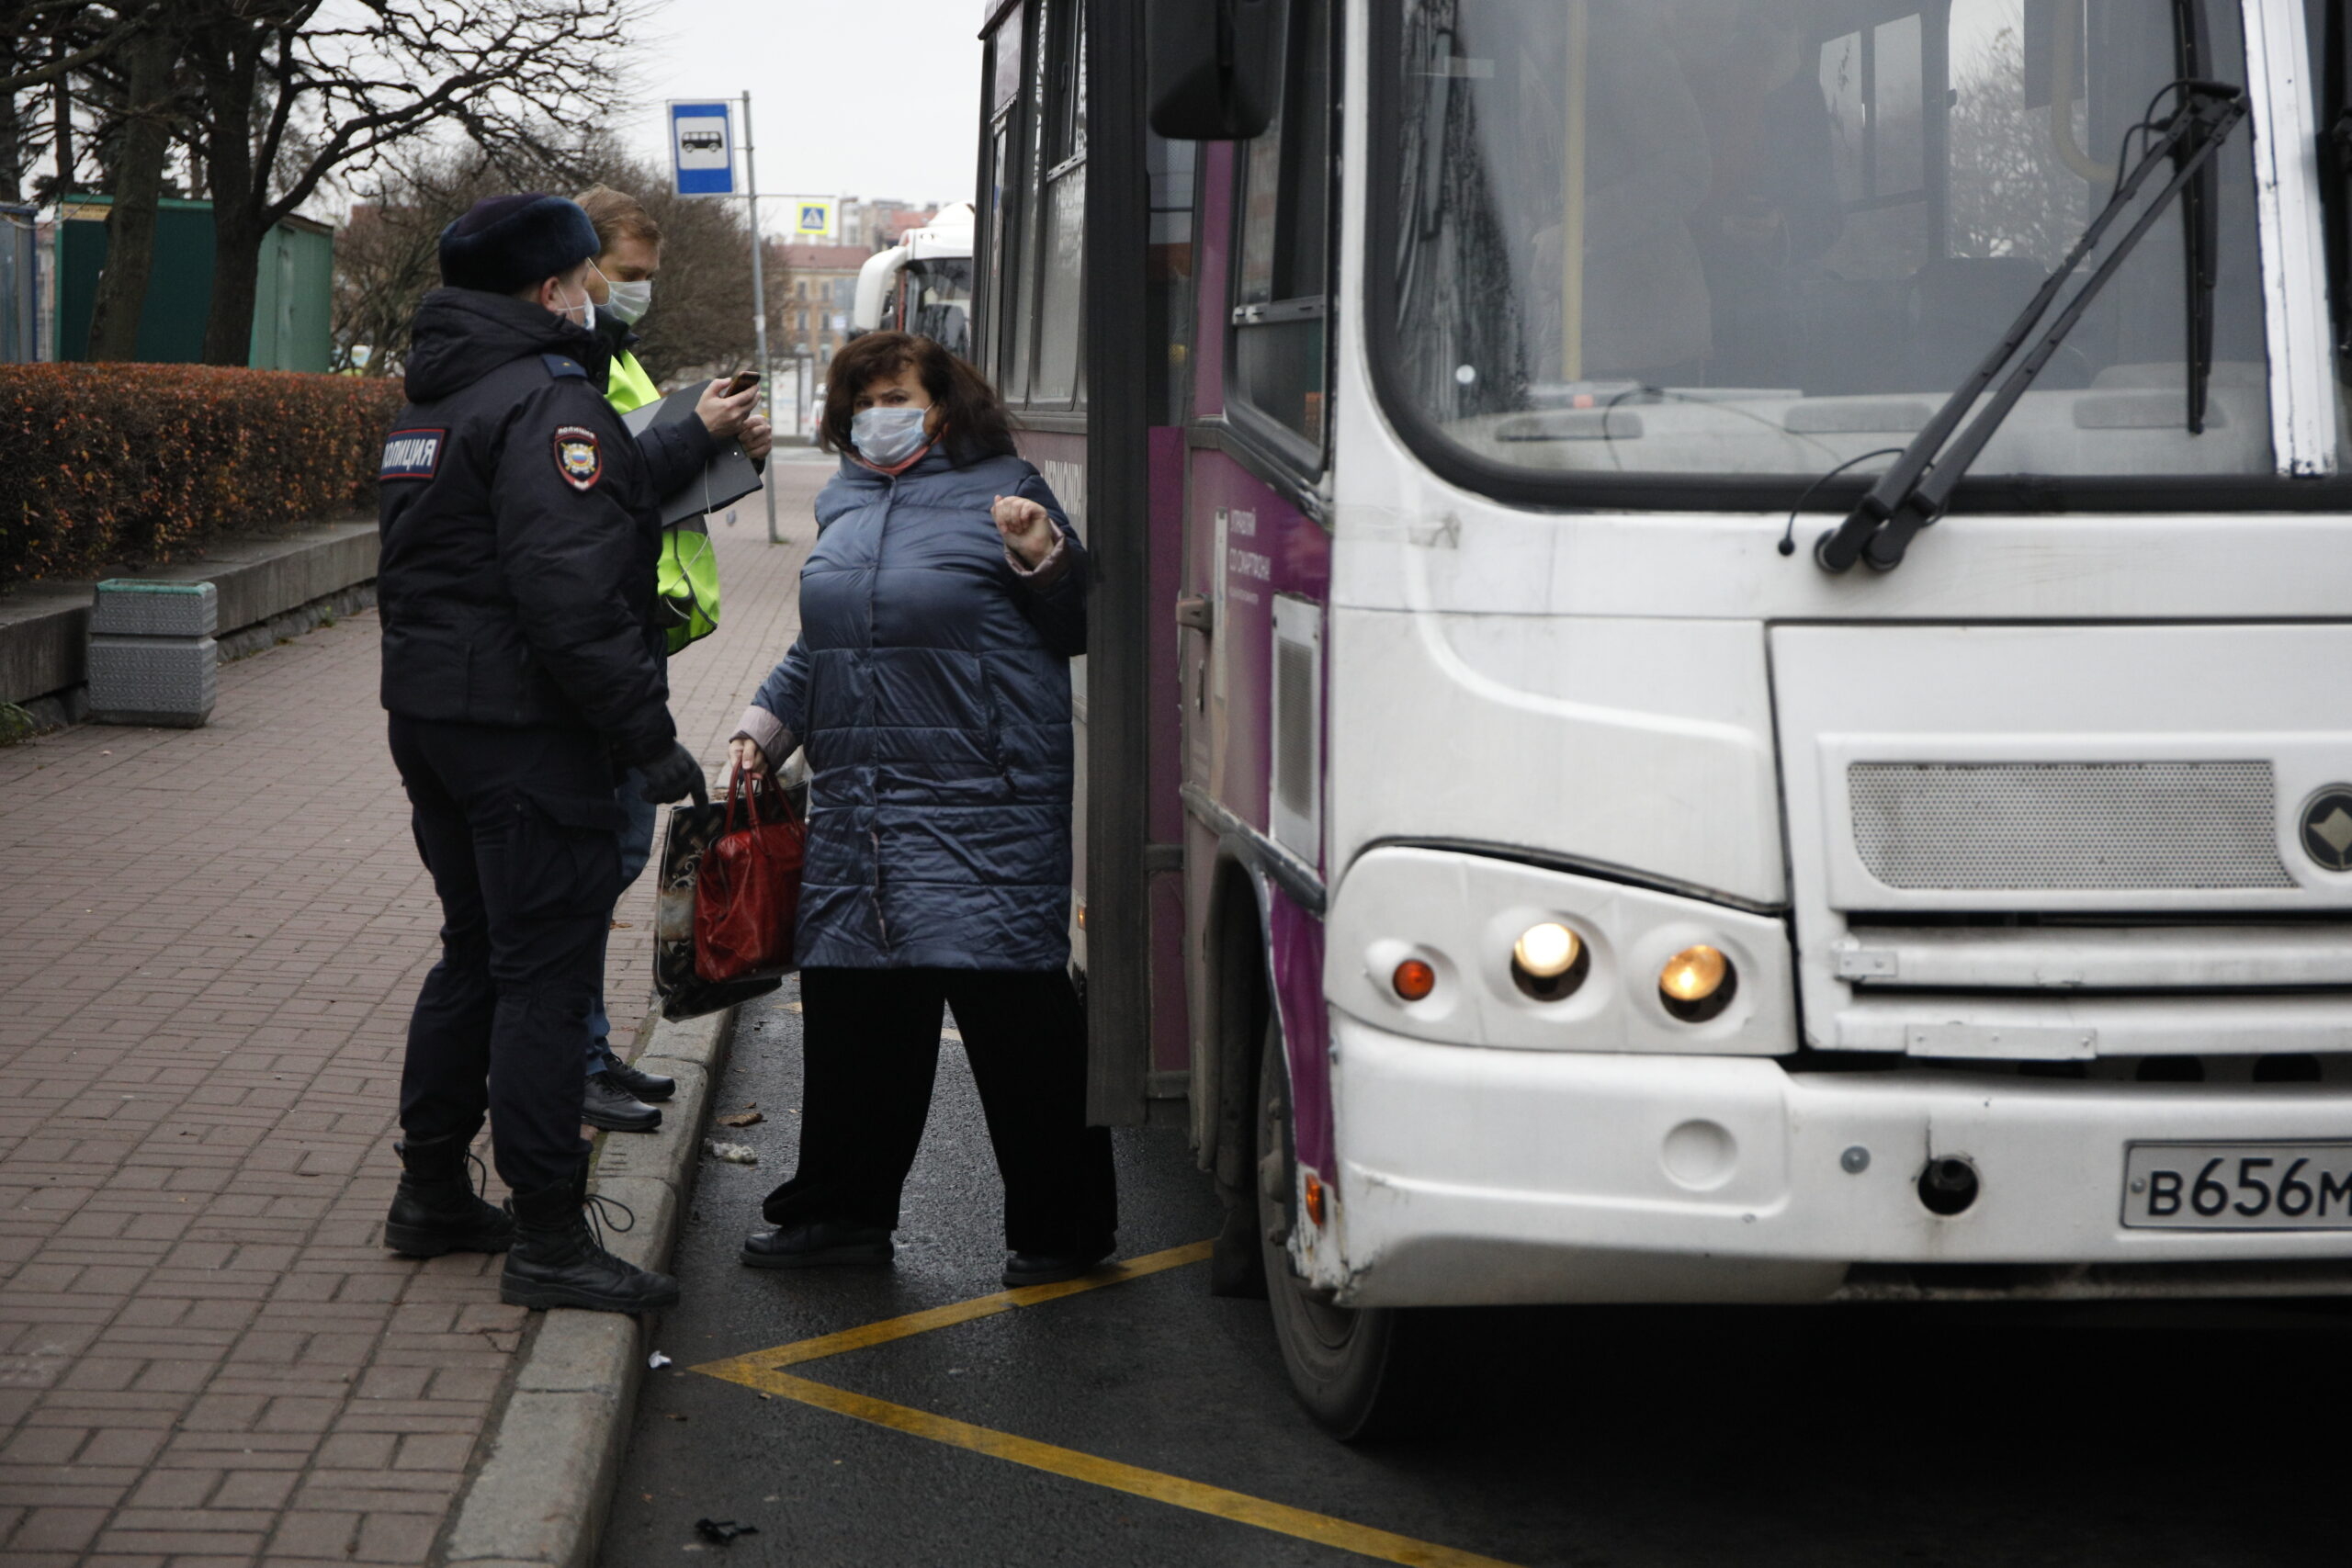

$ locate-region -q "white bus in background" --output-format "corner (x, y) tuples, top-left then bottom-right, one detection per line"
(850, 201), (977, 355)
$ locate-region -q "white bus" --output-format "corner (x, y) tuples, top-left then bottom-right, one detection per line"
(976, 0), (2352, 1437)
(849, 201), (977, 355)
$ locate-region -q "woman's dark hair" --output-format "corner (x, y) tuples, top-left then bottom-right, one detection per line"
(820, 332), (1016, 465)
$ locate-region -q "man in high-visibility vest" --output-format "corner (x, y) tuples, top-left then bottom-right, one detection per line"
(570, 184), (773, 1134)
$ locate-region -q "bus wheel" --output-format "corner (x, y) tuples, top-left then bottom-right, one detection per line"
(1256, 1017), (1408, 1441)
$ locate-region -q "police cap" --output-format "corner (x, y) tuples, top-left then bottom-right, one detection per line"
(439, 194), (600, 296)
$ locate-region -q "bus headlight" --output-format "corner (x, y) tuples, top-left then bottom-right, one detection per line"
(1658, 944), (1736, 1021)
(1510, 921), (1589, 1001)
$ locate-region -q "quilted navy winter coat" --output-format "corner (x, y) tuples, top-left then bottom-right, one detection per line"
(744, 446), (1087, 971)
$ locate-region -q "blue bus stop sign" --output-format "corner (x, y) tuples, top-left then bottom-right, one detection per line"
(669, 101), (736, 197)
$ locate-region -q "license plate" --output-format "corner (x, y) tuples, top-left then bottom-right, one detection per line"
(2122, 1143), (2352, 1230)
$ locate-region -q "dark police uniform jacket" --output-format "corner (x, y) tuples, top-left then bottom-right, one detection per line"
(376, 288), (673, 765)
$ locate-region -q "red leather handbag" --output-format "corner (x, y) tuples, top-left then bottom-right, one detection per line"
(693, 768), (807, 983)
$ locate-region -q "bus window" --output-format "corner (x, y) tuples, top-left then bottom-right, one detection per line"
(1148, 134), (1199, 427)
(2311, 0), (2352, 465)
(980, 3), (1025, 393)
(910, 258), (974, 358)
(1230, 0), (1332, 454)
(1031, 0), (1088, 404)
(1378, 0), (2272, 486)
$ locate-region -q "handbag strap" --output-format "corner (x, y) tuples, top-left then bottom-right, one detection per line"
(723, 764), (765, 835)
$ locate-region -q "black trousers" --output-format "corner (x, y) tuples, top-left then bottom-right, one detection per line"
(763, 966), (1117, 1255)
(389, 716), (625, 1193)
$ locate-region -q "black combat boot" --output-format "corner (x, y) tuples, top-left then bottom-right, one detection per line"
(582, 1070), (662, 1133)
(383, 1131), (514, 1258)
(501, 1165), (681, 1313)
(594, 1043), (675, 1102)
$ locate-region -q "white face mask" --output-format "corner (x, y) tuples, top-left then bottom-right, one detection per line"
(603, 277), (652, 325)
(557, 276), (595, 333)
(852, 405), (931, 466)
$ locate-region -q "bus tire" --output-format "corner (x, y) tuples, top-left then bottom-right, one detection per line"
(1257, 1015), (1412, 1441)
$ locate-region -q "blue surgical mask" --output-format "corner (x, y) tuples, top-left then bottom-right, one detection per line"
(852, 405), (930, 466)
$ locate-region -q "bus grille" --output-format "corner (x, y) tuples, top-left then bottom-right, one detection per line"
(1848, 761), (2293, 892)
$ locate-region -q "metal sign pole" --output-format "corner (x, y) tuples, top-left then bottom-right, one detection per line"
(741, 90), (780, 545)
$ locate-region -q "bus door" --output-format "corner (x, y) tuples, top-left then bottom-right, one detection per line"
(975, 0), (1195, 1125)
(1175, 0), (1340, 1170)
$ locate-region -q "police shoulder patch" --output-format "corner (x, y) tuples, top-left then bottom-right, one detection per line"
(379, 427), (447, 481)
(540, 353), (588, 380)
(552, 425), (603, 491)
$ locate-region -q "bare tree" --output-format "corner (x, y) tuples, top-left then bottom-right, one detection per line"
(1946, 26), (2092, 269)
(334, 138), (791, 388)
(185, 0), (633, 366)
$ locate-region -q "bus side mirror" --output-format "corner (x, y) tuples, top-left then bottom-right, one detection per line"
(1148, 0), (1289, 140)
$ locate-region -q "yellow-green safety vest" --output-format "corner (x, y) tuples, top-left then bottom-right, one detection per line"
(605, 346), (720, 656)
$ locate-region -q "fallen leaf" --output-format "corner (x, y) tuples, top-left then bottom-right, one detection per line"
(666, 1411), (688, 1421)
(716, 1111), (763, 1128)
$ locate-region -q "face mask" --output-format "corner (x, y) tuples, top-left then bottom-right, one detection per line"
(603, 277), (652, 325)
(852, 405), (931, 467)
(558, 277), (595, 333)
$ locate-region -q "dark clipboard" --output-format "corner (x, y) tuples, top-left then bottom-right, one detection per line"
(621, 384), (763, 527)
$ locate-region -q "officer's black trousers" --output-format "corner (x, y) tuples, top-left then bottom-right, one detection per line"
(389, 716), (623, 1193)
(762, 967), (1117, 1256)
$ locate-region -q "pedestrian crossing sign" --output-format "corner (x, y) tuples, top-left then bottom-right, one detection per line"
(787, 199), (838, 240)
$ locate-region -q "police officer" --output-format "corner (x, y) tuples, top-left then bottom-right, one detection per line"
(374, 193), (703, 1314)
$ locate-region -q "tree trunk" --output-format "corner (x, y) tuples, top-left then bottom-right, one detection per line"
(85, 22), (177, 361)
(51, 68), (71, 197)
(0, 41), (22, 202)
(202, 205), (262, 366)
(196, 36), (258, 367)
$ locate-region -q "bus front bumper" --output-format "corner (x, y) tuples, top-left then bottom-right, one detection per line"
(1325, 1015), (2352, 1307)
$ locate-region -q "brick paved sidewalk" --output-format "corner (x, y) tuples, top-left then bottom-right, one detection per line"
(0, 463), (826, 1566)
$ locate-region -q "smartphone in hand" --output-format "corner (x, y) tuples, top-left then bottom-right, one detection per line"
(723, 371), (762, 397)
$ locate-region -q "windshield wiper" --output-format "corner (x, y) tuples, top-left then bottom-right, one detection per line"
(1815, 79), (2248, 575)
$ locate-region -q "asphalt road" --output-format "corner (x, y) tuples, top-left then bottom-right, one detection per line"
(597, 981), (2352, 1568)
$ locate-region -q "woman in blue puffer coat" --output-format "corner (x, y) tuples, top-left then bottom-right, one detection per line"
(726, 332), (1114, 1287)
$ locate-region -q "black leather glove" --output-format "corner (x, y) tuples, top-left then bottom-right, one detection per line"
(635, 741), (707, 805)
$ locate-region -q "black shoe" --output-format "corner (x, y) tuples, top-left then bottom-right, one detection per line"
(596, 1046), (675, 1103)
(1002, 1246), (1114, 1288)
(384, 1131), (514, 1258)
(501, 1167), (680, 1314)
(582, 1071), (662, 1133)
(740, 1220), (895, 1269)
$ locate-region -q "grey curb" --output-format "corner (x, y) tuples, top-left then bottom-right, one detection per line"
(437, 1002), (742, 1568)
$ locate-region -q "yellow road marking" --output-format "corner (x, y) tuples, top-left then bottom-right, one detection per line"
(691, 1239), (1525, 1567)
(695, 1240), (1213, 1377)
(712, 1369), (1522, 1568)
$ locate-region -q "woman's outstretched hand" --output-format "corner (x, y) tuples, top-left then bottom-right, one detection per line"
(728, 737), (769, 778)
(991, 494), (1055, 569)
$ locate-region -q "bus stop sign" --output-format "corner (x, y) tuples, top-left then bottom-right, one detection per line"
(669, 101), (736, 197)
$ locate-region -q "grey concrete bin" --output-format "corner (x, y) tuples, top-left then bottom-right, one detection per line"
(88, 580), (217, 727)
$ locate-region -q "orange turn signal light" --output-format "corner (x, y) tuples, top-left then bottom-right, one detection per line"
(1391, 958), (1436, 1001)
(1303, 1172), (1327, 1227)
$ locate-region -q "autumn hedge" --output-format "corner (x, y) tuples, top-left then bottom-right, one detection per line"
(0, 365), (407, 584)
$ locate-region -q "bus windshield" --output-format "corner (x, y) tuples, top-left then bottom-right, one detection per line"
(1380, 0), (2273, 485)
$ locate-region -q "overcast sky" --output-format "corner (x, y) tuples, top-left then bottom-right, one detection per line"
(618, 0), (986, 229)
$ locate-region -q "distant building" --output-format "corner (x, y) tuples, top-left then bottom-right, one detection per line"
(774, 243), (875, 367)
(838, 198), (940, 254)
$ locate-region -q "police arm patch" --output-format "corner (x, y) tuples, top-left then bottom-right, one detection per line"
(552, 425), (603, 491)
(379, 427), (447, 481)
